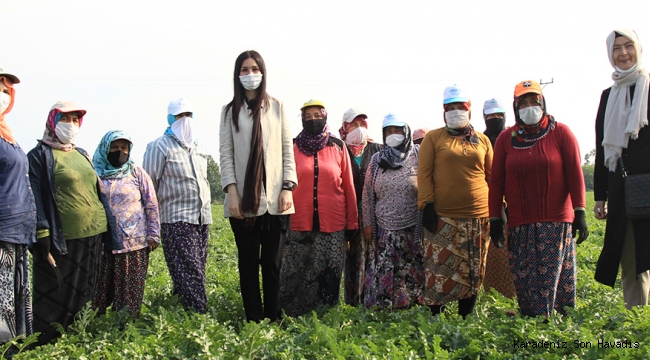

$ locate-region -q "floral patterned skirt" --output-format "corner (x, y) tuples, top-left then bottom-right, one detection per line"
(422, 217), (490, 306)
(0, 242), (31, 344)
(508, 222), (575, 316)
(364, 226), (424, 309)
(483, 230), (517, 299)
(278, 230), (345, 317)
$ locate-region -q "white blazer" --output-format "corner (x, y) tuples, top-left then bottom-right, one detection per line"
(219, 95), (297, 217)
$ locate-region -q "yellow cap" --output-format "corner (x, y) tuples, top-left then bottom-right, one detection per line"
(300, 99), (325, 110)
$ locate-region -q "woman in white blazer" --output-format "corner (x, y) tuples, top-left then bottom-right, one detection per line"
(219, 50), (297, 322)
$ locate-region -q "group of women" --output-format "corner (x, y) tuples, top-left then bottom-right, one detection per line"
(0, 85), (211, 344)
(0, 27), (649, 348)
(217, 49), (589, 322)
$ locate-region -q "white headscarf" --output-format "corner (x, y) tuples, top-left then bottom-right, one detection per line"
(602, 28), (650, 171)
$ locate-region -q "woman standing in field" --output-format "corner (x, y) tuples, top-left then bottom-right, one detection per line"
(417, 85), (492, 318)
(28, 101), (118, 344)
(143, 98), (212, 314)
(0, 69), (36, 344)
(480, 97), (516, 299)
(219, 50), (297, 322)
(92, 130), (160, 319)
(340, 108), (383, 306)
(362, 114), (424, 309)
(594, 29), (650, 309)
(278, 100), (357, 317)
(489, 80), (588, 317)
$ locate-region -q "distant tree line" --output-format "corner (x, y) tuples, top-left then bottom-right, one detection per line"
(582, 149), (596, 192)
(206, 155), (225, 203)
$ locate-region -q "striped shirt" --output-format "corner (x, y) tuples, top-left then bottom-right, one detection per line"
(143, 135), (212, 225)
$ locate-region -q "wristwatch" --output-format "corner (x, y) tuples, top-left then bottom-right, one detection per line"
(282, 181), (296, 191)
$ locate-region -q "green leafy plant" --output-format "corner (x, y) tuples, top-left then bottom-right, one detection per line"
(10, 194), (650, 359)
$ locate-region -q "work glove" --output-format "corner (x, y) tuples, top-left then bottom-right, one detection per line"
(572, 210), (589, 244)
(345, 229), (358, 239)
(489, 218), (505, 249)
(422, 202), (438, 233)
(36, 235), (52, 259)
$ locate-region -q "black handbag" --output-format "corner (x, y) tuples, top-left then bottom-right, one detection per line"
(619, 157), (650, 219)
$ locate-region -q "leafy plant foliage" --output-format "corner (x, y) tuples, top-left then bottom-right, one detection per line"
(7, 194), (650, 359)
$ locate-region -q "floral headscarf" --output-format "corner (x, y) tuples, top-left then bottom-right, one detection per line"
(339, 118), (369, 157)
(93, 130), (135, 179)
(40, 104), (85, 151)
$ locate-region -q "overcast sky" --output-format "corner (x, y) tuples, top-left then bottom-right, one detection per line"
(3, 0), (649, 164)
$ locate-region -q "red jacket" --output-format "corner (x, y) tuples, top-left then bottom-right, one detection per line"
(488, 122), (585, 228)
(291, 138), (358, 232)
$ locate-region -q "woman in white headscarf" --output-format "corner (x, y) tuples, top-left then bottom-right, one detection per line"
(594, 28), (650, 309)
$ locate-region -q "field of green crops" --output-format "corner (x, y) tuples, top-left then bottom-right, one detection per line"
(4, 193), (650, 359)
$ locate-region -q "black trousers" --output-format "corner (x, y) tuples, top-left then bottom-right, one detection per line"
(230, 215), (286, 322)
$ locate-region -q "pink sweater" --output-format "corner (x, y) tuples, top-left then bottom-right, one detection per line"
(488, 122), (586, 228)
(291, 140), (358, 232)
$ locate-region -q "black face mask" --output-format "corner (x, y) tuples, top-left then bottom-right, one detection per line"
(107, 151), (129, 168)
(302, 118), (327, 135)
(485, 118), (506, 134)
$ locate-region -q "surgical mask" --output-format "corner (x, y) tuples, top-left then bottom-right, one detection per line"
(345, 126), (368, 146)
(0, 93), (10, 114)
(55, 122), (80, 144)
(518, 106), (544, 125)
(302, 118), (327, 135)
(107, 151), (129, 168)
(171, 116), (194, 148)
(445, 110), (470, 129)
(239, 73), (263, 91)
(385, 134), (405, 147)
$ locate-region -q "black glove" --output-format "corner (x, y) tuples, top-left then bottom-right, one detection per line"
(572, 210), (589, 244)
(345, 229), (358, 239)
(489, 219), (505, 249)
(422, 203), (438, 233)
(36, 235), (52, 259)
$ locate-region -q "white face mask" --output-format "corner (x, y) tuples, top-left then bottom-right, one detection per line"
(239, 73), (263, 91)
(55, 122), (80, 144)
(345, 126), (368, 146)
(445, 110), (470, 129)
(385, 134), (405, 148)
(0, 92), (10, 114)
(519, 106), (544, 125)
(171, 116), (194, 148)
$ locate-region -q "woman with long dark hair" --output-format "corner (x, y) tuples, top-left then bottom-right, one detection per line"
(219, 50), (297, 322)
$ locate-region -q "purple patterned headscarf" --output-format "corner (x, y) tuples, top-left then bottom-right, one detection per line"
(295, 124), (330, 156)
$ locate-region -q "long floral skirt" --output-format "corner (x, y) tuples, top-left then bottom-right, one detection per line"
(508, 222), (575, 317)
(278, 230), (345, 317)
(161, 222), (209, 314)
(364, 226), (424, 309)
(92, 248), (149, 318)
(422, 217), (490, 306)
(483, 230), (517, 298)
(0, 242), (31, 344)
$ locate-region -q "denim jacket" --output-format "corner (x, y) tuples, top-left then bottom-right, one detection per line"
(0, 139), (36, 245)
(27, 142), (120, 255)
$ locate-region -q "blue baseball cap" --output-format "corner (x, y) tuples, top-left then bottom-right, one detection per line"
(382, 113), (405, 128)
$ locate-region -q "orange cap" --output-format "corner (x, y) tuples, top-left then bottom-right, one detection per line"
(514, 80), (542, 98)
